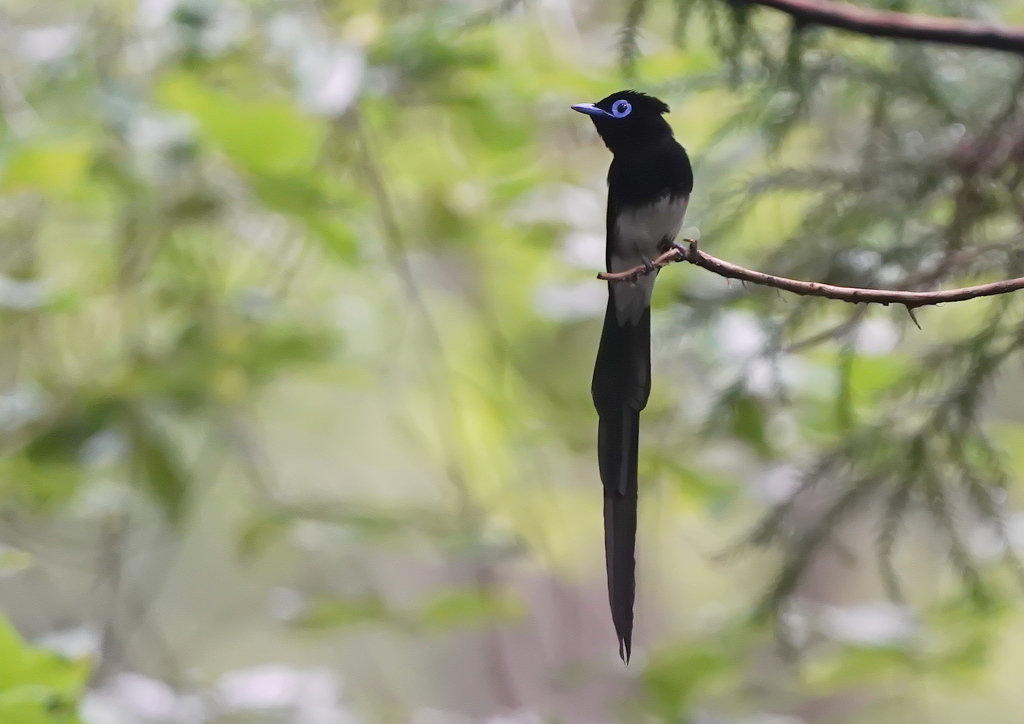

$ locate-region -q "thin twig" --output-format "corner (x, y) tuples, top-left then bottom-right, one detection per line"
(599, 240), (1024, 309)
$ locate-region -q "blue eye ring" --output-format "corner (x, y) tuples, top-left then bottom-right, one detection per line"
(611, 100), (632, 118)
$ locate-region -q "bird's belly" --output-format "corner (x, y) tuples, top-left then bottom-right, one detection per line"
(611, 194), (687, 267)
(609, 194), (687, 325)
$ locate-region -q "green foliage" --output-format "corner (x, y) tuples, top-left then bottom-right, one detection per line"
(295, 588), (526, 633)
(159, 74), (327, 176)
(0, 616), (88, 724)
(642, 645), (731, 720)
(418, 587), (526, 630)
(298, 595), (397, 630)
(722, 387), (775, 459)
(2, 140), (93, 195)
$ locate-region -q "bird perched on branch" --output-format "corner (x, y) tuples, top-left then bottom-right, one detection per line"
(572, 90), (693, 663)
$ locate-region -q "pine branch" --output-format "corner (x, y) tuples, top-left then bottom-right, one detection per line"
(620, 0), (649, 76)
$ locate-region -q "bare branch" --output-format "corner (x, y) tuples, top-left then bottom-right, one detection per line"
(730, 0), (1024, 55)
(598, 240), (1024, 309)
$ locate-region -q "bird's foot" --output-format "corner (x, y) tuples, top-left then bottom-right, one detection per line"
(671, 238), (699, 260)
(616, 257), (656, 286)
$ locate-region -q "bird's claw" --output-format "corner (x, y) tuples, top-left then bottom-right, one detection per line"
(671, 238), (698, 260)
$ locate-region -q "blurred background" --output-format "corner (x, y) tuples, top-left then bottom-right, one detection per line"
(4, 0), (1024, 722)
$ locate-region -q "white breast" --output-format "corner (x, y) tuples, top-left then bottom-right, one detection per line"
(612, 194), (688, 269)
(609, 194), (687, 325)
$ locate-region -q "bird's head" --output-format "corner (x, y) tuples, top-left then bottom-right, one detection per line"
(572, 90), (673, 153)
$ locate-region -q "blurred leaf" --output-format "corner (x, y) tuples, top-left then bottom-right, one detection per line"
(2, 140), (92, 194)
(848, 354), (908, 407)
(250, 174), (325, 215)
(333, 512), (416, 540)
(296, 595), (394, 629)
(0, 459), (81, 512)
(237, 514), (292, 559)
(159, 73), (326, 175)
(0, 547), (34, 577)
(0, 615), (88, 724)
(805, 645), (915, 690)
(644, 452), (737, 511)
(124, 407), (189, 523)
(25, 401), (118, 465)
(419, 587), (525, 630)
(249, 175), (359, 261)
(642, 645), (730, 720)
(241, 327), (338, 380)
(925, 590), (1009, 678)
(307, 217), (359, 262)
(990, 423), (1024, 487)
(726, 392), (773, 458)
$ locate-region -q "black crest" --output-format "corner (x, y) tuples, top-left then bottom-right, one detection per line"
(596, 90), (670, 115)
(574, 89), (675, 153)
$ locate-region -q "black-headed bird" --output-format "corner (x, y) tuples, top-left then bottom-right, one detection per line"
(572, 90), (693, 663)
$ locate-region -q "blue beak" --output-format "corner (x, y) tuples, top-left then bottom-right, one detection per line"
(572, 103), (610, 117)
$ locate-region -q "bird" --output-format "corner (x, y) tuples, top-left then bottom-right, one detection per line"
(572, 90), (693, 663)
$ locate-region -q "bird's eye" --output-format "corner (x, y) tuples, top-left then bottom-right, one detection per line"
(611, 100), (632, 118)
